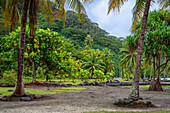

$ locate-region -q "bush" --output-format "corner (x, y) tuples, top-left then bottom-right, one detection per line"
(0, 70), (16, 86)
(93, 70), (104, 80)
(78, 69), (90, 81)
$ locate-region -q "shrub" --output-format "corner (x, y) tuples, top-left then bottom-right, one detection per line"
(0, 70), (16, 86)
(78, 69), (90, 81)
(93, 70), (104, 80)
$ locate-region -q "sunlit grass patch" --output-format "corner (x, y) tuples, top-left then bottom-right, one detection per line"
(61, 87), (87, 90)
(0, 88), (13, 96)
(0, 86), (87, 97)
(65, 90), (81, 92)
(0, 87), (56, 97)
(84, 111), (170, 113)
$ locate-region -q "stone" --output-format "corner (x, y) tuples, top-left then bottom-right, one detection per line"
(27, 94), (36, 100)
(7, 90), (14, 92)
(20, 97), (32, 101)
(135, 100), (145, 105)
(144, 99), (152, 106)
(0, 97), (7, 101)
(124, 98), (133, 104)
(6, 96), (21, 101)
(114, 99), (124, 105)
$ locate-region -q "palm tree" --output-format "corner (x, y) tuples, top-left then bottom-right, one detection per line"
(102, 48), (114, 75)
(108, 0), (169, 99)
(82, 52), (104, 79)
(119, 35), (137, 80)
(1, 0), (92, 97)
(84, 34), (93, 49)
(119, 47), (136, 80)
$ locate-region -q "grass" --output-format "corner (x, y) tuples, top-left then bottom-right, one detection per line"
(117, 85), (170, 89)
(84, 111), (170, 113)
(34, 78), (134, 85)
(61, 87), (87, 90)
(0, 87), (87, 97)
(148, 92), (170, 95)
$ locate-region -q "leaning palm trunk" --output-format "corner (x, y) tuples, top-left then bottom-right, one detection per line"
(129, 0), (151, 99)
(12, 0), (29, 97)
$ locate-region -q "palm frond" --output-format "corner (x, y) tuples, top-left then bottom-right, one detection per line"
(108, 0), (128, 14)
(131, 0), (146, 31)
(39, 0), (54, 23)
(157, 0), (170, 9)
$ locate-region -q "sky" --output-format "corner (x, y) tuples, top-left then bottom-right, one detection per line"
(83, 0), (159, 38)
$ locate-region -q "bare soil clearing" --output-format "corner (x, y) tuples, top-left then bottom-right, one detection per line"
(0, 86), (170, 113)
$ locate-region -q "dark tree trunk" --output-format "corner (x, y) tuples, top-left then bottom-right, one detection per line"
(127, 68), (131, 81)
(12, 0), (29, 97)
(46, 75), (48, 81)
(129, 0), (151, 100)
(148, 55), (156, 90)
(32, 60), (36, 80)
(122, 66), (124, 79)
(10, 0), (17, 32)
(29, 0), (39, 82)
(149, 51), (163, 91)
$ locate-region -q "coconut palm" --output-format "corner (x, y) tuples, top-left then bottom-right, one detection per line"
(1, 0), (92, 97)
(102, 48), (114, 75)
(84, 34), (93, 49)
(82, 52), (104, 79)
(108, 0), (169, 99)
(119, 47), (136, 80)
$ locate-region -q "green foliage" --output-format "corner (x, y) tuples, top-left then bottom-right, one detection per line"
(133, 10), (170, 78)
(93, 70), (104, 80)
(0, 70), (16, 86)
(79, 69), (90, 80)
(61, 27), (87, 49)
(106, 71), (115, 79)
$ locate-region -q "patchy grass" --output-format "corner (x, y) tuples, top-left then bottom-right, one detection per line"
(0, 87), (87, 97)
(61, 87), (87, 90)
(84, 111), (170, 113)
(117, 85), (170, 89)
(0, 88), (56, 96)
(148, 92), (170, 95)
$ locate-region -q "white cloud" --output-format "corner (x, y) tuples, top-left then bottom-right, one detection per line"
(84, 0), (160, 38)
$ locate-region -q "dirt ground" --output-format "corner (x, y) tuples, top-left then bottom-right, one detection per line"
(0, 86), (170, 113)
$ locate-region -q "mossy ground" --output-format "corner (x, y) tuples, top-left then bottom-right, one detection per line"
(117, 85), (170, 89)
(0, 87), (87, 97)
(84, 111), (170, 113)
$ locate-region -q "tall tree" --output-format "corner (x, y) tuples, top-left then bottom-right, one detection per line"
(1, 0), (92, 97)
(108, 0), (169, 99)
(119, 35), (137, 80)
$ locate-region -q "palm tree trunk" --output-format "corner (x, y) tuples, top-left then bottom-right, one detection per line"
(127, 68), (131, 81)
(12, 0), (29, 97)
(149, 64), (153, 80)
(164, 57), (166, 80)
(122, 66), (124, 79)
(144, 66), (147, 80)
(129, 0), (151, 100)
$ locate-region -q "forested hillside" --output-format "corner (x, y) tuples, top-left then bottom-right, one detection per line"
(0, 9), (123, 53)
(37, 10), (123, 54)
(0, 9), (123, 76)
